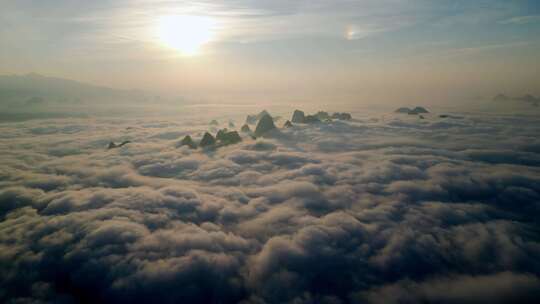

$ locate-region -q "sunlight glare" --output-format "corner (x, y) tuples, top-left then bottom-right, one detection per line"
(158, 15), (216, 56)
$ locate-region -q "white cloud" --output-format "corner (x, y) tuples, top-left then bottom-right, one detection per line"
(0, 107), (539, 303)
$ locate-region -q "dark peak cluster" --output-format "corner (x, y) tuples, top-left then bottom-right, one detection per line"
(180, 129), (242, 150)
(394, 106), (462, 120)
(245, 114), (258, 124)
(331, 112), (352, 120)
(291, 109), (352, 124)
(245, 110), (274, 125)
(107, 140), (131, 149)
(248, 109), (353, 135)
(179, 135), (197, 149)
(178, 109), (354, 151)
(181, 112), (280, 150)
(216, 128), (229, 140)
(217, 129), (242, 145)
(254, 114), (276, 136)
(493, 93), (540, 107)
(240, 124), (251, 133)
(395, 106), (430, 115)
(292, 110), (305, 123)
(315, 111), (330, 120)
(304, 114), (321, 123)
(199, 132), (216, 147)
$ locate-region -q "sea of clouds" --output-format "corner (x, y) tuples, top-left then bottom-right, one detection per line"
(1, 105), (539, 303)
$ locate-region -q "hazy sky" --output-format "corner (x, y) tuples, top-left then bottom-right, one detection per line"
(1, 0), (540, 103)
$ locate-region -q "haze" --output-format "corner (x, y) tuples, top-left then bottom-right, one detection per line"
(1, 0), (540, 104)
(1, 1), (540, 304)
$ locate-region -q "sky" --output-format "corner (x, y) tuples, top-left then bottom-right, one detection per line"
(1, 0), (540, 103)
(1, 105), (540, 303)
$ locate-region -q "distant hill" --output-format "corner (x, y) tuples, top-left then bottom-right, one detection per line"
(514, 94), (540, 106)
(493, 93), (539, 107)
(0, 73), (149, 107)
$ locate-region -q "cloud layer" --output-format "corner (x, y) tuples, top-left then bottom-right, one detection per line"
(1, 107), (539, 303)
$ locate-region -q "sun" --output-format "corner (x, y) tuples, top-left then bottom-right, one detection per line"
(157, 15), (216, 56)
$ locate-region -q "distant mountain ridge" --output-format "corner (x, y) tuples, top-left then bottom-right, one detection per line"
(0, 73), (149, 106)
(492, 93), (539, 107)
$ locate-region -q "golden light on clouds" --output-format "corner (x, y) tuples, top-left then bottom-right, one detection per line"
(157, 15), (217, 56)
